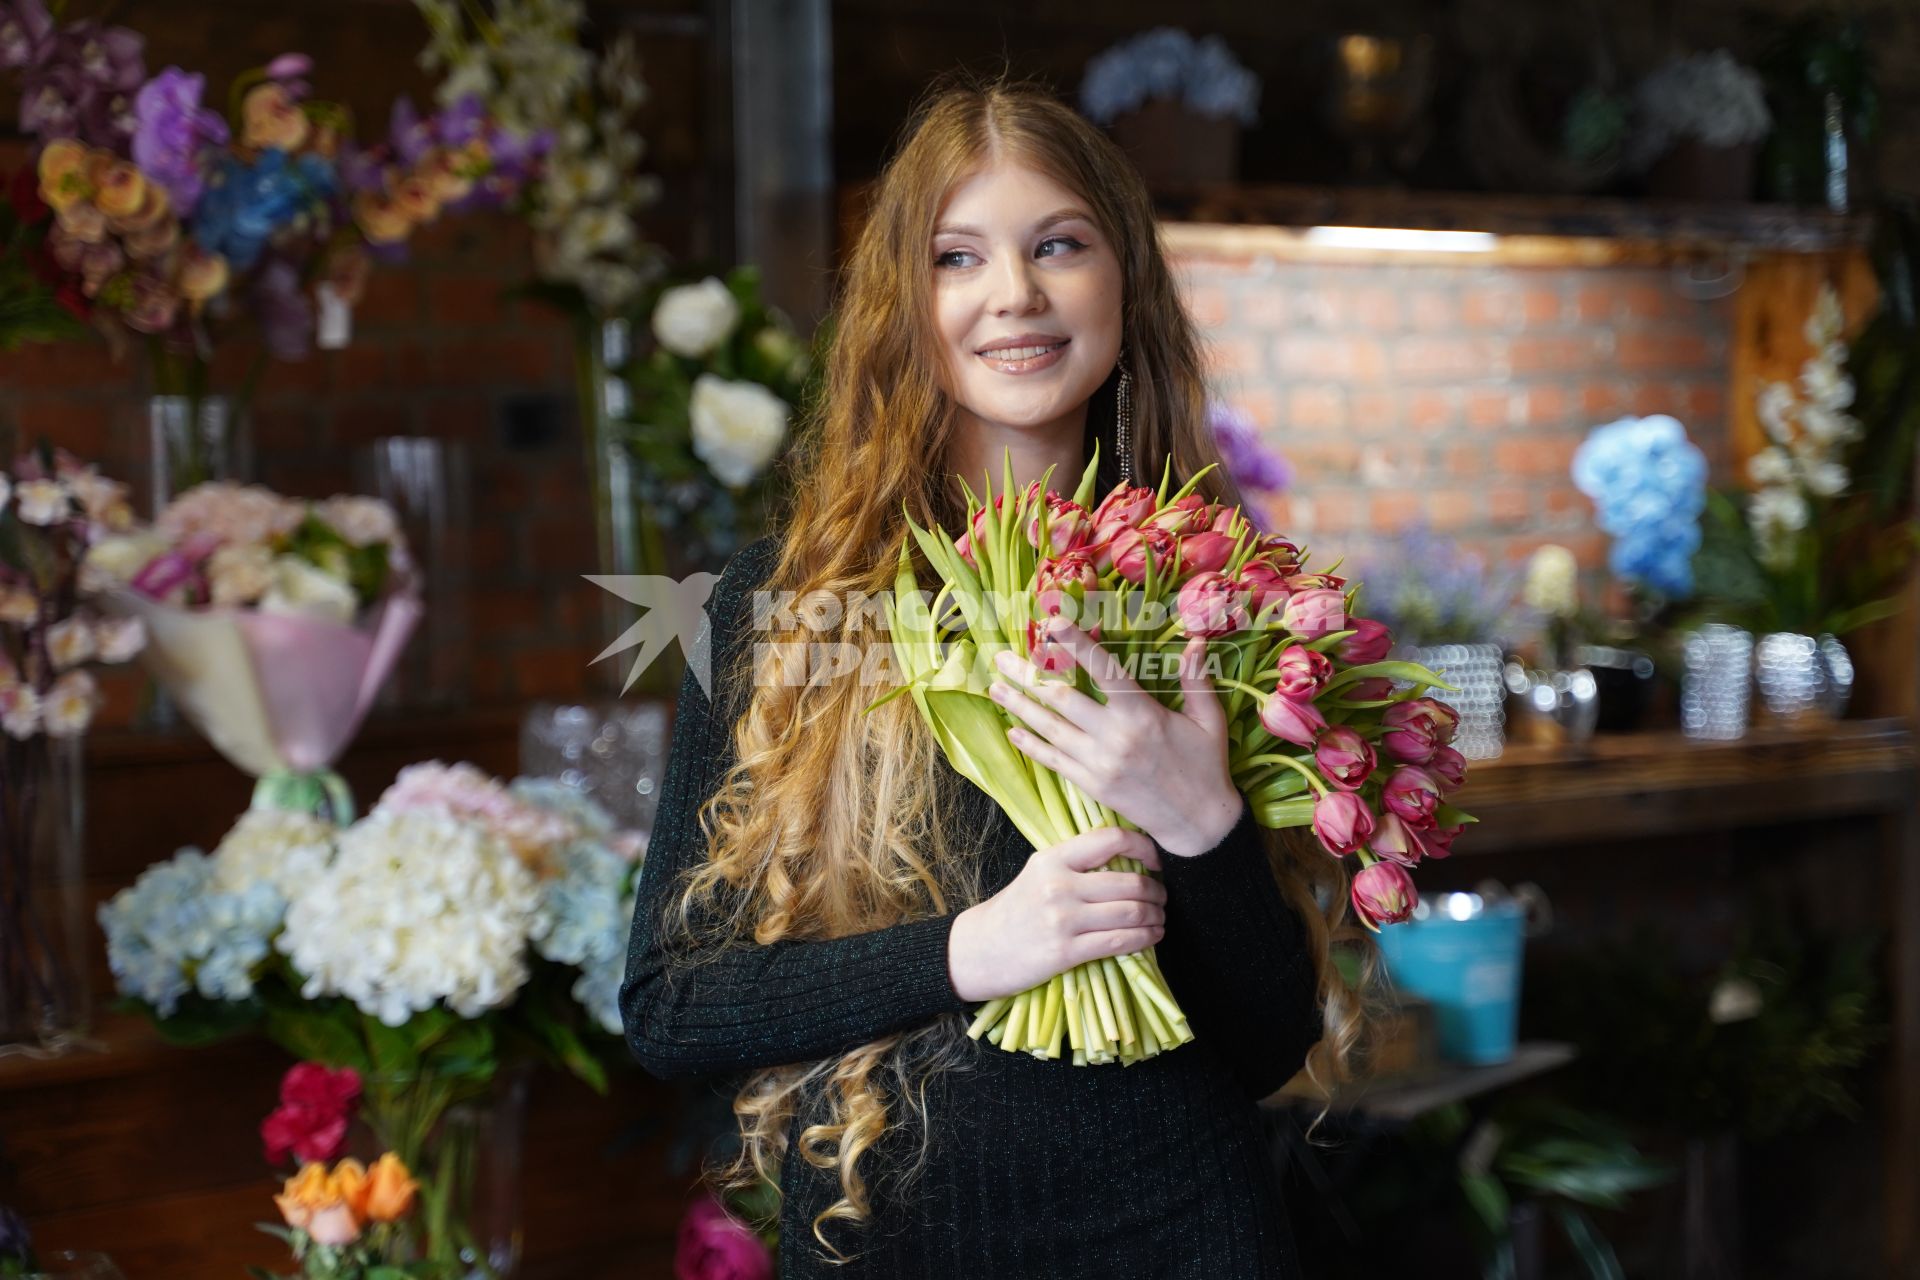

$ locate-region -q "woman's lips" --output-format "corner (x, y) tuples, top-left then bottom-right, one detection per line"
(976, 339), (1069, 374)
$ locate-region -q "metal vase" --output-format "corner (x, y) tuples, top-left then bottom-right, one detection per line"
(1753, 631), (1854, 724)
(1681, 624), (1753, 740)
(1401, 642), (1506, 760)
(1502, 662), (1600, 748)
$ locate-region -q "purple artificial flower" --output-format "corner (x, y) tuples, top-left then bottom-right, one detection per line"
(17, 64), (80, 138)
(252, 259), (314, 361)
(1209, 400), (1291, 495)
(0, 0), (54, 72)
(133, 68), (230, 215)
(61, 19), (143, 93)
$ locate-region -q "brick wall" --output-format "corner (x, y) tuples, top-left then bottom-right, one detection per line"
(1172, 248), (1738, 619)
(0, 0), (715, 729)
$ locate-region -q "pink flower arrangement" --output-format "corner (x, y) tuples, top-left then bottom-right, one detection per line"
(674, 1191), (774, 1280)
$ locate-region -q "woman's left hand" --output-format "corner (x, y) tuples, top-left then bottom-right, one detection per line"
(988, 616), (1246, 858)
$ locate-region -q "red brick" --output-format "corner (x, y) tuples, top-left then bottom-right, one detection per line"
(1350, 390), (1396, 434)
(1574, 285), (1617, 323)
(1290, 289), (1342, 330)
(1508, 335), (1597, 375)
(1462, 287), (1521, 329)
(1405, 389), (1457, 434)
(1394, 337), (1489, 380)
(428, 275), (512, 329)
(1238, 289), (1289, 329)
(472, 586), (542, 634)
(1286, 386), (1346, 432)
(1580, 382), (1626, 420)
(1522, 385), (1569, 427)
(1181, 283), (1230, 329)
(1292, 440), (1361, 474)
(1493, 436), (1578, 477)
(328, 402), (416, 448)
(1444, 444), (1484, 477)
(1685, 382), (1727, 423)
(1543, 489), (1588, 523)
(1466, 388), (1513, 430)
(510, 642), (594, 701)
(1202, 335), (1264, 378)
(530, 515), (597, 572)
(0, 342), (120, 390)
(424, 394), (493, 443)
(1621, 282), (1667, 320)
(1405, 290), (1455, 331)
(327, 344), (390, 393)
(1629, 382), (1676, 415)
(11, 399), (110, 457)
(1427, 489), (1477, 530)
(1488, 487), (1531, 526)
(1227, 389), (1281, 429)
(1307, 487), (1365, 533)
(1276, 335), (1387, 380)
(1522, 288), (1563, 325)
(356, 272), (423, 328)
(1348, 287), (1401, 330)
(1368, 488), (1424, 531)
(430, 337), (563, 387)
(1616, 332), (1712, 371)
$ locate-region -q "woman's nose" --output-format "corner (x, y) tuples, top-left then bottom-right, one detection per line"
(989, 254), (1043, 315)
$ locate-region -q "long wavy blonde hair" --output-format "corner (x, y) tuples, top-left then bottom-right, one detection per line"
(662, 72), (1378, 1265)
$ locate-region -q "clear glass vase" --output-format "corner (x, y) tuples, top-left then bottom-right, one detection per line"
(520, 699), (673, 841)
(354, 1063), (532, 1279)
(1681, 625), (1753, 741)
(0, 734), (90, 1057)
(144, 394), (251, 516)
(354, 436), (474, 710)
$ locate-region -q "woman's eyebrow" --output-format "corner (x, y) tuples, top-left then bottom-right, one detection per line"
(933, 208), (1093, 238)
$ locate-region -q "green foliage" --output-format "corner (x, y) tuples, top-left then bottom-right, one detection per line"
(0, 179), (88, 354)
(1531, 917), (1885, 1141)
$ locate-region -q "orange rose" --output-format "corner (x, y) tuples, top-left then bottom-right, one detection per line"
(273, 1161), (335, 1231)
(353, 190), (412, 245)
(241, 83), (311, 151)
(177, 246), (229, 304)
(93, 162), (148, 220)
(361, 1153), (419, 1222)
(326, 1157), (368, 1213)
(36, 139), (89, 211)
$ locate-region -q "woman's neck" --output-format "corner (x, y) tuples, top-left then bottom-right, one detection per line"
(945, 409), (1087, 501)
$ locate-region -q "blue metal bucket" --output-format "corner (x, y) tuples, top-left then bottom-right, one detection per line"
(1374, 887), (1543, 1065)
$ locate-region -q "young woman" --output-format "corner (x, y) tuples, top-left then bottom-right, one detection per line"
(621, 76), (1366, 1278)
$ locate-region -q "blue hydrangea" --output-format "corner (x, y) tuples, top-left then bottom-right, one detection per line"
(1080, 28), (1260, 126)
(191, 147), (337, 272)
(1571, 414), (1707, 600)
(513, 778), (643, 1035)
(96, 850), (285, 1017)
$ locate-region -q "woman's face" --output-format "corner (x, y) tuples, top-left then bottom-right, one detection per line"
(931, 158), (1123, 444)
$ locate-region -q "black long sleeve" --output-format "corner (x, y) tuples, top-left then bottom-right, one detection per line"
(619, 535), (975, 1082)
(1152, 797), (1325, 1102)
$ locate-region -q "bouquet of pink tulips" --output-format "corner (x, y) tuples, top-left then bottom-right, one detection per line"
(869, 445), (1475, 1066)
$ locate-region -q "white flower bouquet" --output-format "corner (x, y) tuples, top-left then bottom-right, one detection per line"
(100, 760), (647, 1073)
(86, 481), (421, 815)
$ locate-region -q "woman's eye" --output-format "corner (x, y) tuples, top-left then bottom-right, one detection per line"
(1038, 236), (1086, 258)
(935, 249), (976, 269)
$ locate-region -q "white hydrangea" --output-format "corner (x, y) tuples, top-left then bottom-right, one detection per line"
(209, 807), (337, 901)
(1744, 283), (1860, 568)
(1629, 49), (1772, 169)
(278, 808), (545, 1026)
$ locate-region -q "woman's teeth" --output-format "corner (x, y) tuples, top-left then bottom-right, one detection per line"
(982, 343), (1064, 360)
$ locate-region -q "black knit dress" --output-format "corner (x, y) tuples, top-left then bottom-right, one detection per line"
(620, 533), (1324, 1278)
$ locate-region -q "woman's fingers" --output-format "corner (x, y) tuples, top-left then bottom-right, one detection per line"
(1071, 927), (1164, 966)
(989, 670), (1095, 752)
(1077, 897), (1164, 934)
(1075, 869), (1166, 906)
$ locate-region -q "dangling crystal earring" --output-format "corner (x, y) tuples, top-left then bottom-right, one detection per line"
(1114, 353), (1134, 487)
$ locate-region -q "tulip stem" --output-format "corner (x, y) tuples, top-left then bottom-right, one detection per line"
(1239, 752), (1330, 797)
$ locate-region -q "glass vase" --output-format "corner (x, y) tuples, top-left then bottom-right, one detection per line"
(355, 1063), (531, 1279)
(1752, 631), (1853, 725)
(144, 393), (251, 517)
(1400, 642), (1507, 760)
(1681, 625), (1753, 741)
(354, 437), (473, 710)
(520, 699), (673, 842)
(0, 734), (89, 1057)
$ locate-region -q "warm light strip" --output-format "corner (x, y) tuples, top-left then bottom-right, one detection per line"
(1303, 225), (1499, 253)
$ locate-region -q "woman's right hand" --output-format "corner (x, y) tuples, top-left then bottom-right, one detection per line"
(946, 827), (1167, 1003)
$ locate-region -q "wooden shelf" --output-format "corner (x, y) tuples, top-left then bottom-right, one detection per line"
(1151, 182), (1872, 265)
(1450, 717), (1917, 852)
(1267, 1041), (1578, 1123)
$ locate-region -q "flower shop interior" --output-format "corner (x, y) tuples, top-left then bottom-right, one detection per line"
(3, 0), (1920, 1277)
